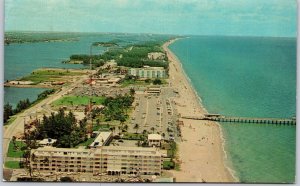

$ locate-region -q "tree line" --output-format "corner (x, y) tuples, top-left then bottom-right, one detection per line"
(67, 41), (169, 69)
(3, 89), (55, 124)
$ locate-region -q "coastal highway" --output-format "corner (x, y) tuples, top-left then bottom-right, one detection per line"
(2, 74), (89, 164)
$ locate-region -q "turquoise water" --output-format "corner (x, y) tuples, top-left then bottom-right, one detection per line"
(169, 36), (296, 183)
(4, 32), (169, 106)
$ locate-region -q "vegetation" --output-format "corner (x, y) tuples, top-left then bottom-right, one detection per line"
(163, 160), (175, 170)
(16, 177), (45, 181)
(53, 96), (105, 106)
(60, 177), (74, 182)
(4, 89), (55, 124)
(92, 41), (118, 47)
(14, 99), (31, 113)
(3, 103), (14, 123)
(5, 31), (78, 45)
(120, 75), (167, 87)
(7, 140), (26, 158)
(36, 89), (56, 101)
(67, 40), (169, 69)
(102, 94), (134, 121)
(19, 68), (85, 84)
(153, 78), (162, 85)
(30, 109), (88, 148)
(68, 48), (123, 67)
(93, 123), (111, 131)
(122, 133), (145, 140)
(5, 161), (21, 169)
(75, 137), (95, 148)
(167, 141), (177, 158)
(116, 42), (168, 69)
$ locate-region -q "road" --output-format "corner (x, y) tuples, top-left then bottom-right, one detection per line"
(2, 74), (89, 164)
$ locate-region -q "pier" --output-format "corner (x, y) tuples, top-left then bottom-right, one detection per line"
(181, 114), (296, 125)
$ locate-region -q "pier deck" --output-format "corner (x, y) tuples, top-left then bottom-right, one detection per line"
(181, 114), (296, 125)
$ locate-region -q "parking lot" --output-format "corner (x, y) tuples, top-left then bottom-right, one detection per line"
(130, 87), (179, 141)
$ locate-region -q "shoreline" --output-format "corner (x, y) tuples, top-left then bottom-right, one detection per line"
(163, 38), (238, 182)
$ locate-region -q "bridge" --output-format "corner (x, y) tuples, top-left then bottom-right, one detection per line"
(181, 114), (296, 125)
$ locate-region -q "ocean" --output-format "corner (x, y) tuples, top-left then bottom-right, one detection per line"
(169, 36), (296, 183)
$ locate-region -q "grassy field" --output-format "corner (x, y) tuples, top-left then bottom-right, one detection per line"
(7, 141), (26, 158)
(122, 133), (145, 140)
(163, 160), (175, 170)
(53, 96), (106, 106)
(19, 68), (86, 84)
(93, 124), (111, 131)
(75, 138), (95, 148)
(120, 79), (152, 87)
(5, 161), (21, 169)
(121, 79), (168, 87)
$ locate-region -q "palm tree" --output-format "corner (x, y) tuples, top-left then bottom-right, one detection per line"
(129, 88), (135, 96)
(118, 126), (121, 135)
(96, 118), (100, 126)
(134, 124), (139, 134)
(123, 125), (128, 132)
(119, 116), (126, 128)
(110, 126), (115, 135)
(12, 136), (17, 150)
(151, 127), (155, 134)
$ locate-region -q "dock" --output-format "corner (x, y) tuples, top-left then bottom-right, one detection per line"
(181, 114), (296, 125)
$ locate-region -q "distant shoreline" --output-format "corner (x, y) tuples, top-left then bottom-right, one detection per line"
(4, 38), (79, 45)
(163, 38), (238, 182)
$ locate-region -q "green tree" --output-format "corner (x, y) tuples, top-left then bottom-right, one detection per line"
(134, 124), (140, 134)
(153, 78), (162, 85)
(151, 127), (155, 134)
(12, 136), (17, 150)
(123, 124), (128, 132)
(4, 103), (14, 123)
(129, 88), (135, 96)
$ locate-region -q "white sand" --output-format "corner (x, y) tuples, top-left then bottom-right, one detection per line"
(163, 39), (237, 182)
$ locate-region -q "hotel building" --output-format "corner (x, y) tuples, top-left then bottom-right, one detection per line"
(128, 66), (166, 78)
(30, 146), (164, 176)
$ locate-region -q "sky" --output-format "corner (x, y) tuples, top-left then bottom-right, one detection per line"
(4, 0), (297, 37)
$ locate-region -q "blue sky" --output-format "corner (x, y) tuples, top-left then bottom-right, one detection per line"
(5, 0), (297, 37)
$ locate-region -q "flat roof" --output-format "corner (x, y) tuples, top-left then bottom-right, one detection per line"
(32, 145), (162, 157)
(38, 138), (57, 145)
(148, 134), (162, 140)
(90, 132), (112, 148)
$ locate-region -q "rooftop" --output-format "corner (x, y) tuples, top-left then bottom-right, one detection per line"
(38, 138), (57, 145)
(32, 145), (162, 157)
(148, 134), (162, 140)
(90, 131), (112, 148)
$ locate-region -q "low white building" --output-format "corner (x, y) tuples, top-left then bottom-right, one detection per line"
(38, 138), (57, 147)
(148, 52), (166, 60)
(148, 134), (162, 147)
(89, 132), (113, 148)
(129, 66), (166, 78)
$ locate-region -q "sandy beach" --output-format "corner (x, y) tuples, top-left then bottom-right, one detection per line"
(163, 38), (237, 182)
